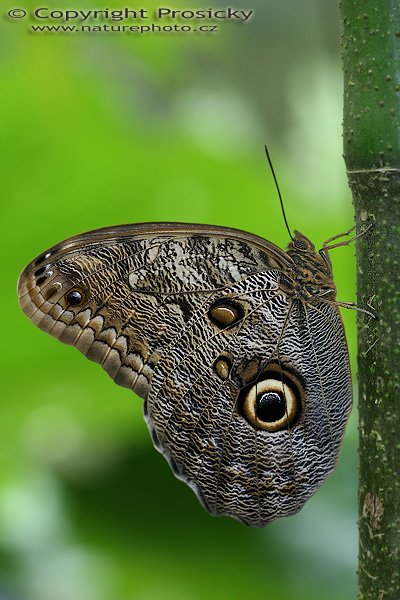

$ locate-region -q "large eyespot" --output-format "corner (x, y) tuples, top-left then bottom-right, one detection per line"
(65, 289), (84, 306)
(239, 365), (303, 432)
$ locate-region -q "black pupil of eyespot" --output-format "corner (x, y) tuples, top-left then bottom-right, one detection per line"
(256, 391), (286, 422)
(67, 290), (82, 305)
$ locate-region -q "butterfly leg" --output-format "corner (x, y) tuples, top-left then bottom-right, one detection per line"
(322, 225), (356, 247)
(322, 223), (372, 252)
(319, 298), (375, 318)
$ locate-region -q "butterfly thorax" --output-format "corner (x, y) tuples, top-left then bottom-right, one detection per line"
(283, 230), (337, 303)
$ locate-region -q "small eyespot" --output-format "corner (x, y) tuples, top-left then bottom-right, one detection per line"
(66, 290), (83, 306)
(213, 356), (232, 381)
(208, 300), (244, 328)
(35, 267), (54, 286)
(35, 251), (52, 266)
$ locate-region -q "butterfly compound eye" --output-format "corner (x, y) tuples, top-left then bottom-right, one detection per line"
(66, 289), (84, 306)
(241, 377), (301, 432)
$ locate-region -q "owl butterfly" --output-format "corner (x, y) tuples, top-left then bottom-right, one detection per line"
(18, 221), (352, 527)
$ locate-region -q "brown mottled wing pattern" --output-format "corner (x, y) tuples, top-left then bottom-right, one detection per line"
(18, 223), (352, 526)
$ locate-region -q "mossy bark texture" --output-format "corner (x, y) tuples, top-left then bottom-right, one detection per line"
(340, 1), (400, 598)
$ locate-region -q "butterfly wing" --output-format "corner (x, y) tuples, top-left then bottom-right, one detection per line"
(18, 222), (352, 526)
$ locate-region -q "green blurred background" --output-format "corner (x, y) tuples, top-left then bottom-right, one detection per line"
(1, 1), (358, 598)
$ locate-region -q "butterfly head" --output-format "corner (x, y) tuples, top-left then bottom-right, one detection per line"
(285, 230), (336, 302)
(287, 230), (315, 253)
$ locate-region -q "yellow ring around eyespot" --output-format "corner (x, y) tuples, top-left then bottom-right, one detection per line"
(243, 378), (298, 432)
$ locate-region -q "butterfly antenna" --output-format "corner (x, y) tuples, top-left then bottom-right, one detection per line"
(264, 145), (293, 240)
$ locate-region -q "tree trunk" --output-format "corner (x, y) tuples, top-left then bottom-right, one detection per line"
(339, 1), (400, 598)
